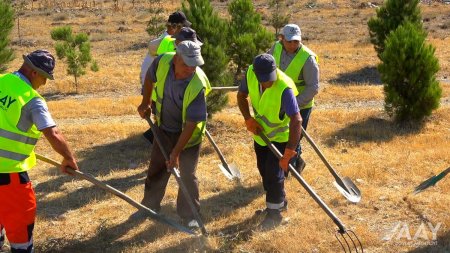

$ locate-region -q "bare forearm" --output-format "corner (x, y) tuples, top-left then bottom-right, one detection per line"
(287, 113), (302, 150)
(172, 121), (197, 155)
(42, 127), (75, 160)
(237, 91), (252, 120)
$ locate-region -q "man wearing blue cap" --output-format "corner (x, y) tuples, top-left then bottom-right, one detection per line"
(237, 54), (301, 230)
(0, 50), (79, 253)
(269, 24), (320, 176)
(137, 41), (211, 229)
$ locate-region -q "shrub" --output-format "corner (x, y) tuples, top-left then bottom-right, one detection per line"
(367, 0), (422, 60)
(0, 0), (14, 73)
(51, 26), (98, 92)
(378, 22), (441, 122)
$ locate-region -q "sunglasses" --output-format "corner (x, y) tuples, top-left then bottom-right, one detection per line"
(166, 23), (183, 29)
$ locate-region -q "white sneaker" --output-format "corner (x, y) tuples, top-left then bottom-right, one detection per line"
(187, 219), (200, 229)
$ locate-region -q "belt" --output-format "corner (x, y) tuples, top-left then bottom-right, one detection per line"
(0, 171), (30, 186)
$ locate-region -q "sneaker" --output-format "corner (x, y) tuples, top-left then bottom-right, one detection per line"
(258, 209), (282, 231)
(183, 219), (200, 230)
(0, 244), (10, 253)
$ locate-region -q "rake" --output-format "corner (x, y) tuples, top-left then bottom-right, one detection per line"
(205, 129), (241, 181)
(145, 116), (208, 235)
(35, 154), (195, 235)
(259, 133), (364, 252)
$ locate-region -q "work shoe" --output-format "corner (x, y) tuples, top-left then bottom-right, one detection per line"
(255, 200), (288, 215)
(258, 209), (282, 231)
(129, 207), (161, 221)
(0, 244), (10, 253)
(143, 128), (154, 144)
(183, 219), (200, 230)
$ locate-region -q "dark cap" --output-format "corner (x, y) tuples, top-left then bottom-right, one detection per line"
(174, 27), (203, 46)
(167, 11), (191, 27)
(253, 54), (277, 83)
(22, 50), (55, 80)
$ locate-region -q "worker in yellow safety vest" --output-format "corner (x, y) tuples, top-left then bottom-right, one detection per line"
(269, 24), (320, 176)
(0, 50), (79, 253)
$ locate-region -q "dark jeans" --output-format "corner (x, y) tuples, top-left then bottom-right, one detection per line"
(254, 141), (286, 209)
(142, 128), (201, 220)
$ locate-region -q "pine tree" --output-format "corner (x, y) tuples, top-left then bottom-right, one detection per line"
(268, 0), (290, 36)
(146, 0), (165, 37)
(379, 22), (441, 122)
(367, 0), (422, 60)
(182, 0), (231, 116)
(51, 26), (98, 92)
(0, 0), (14, 73)
(227, 0), (273, 81)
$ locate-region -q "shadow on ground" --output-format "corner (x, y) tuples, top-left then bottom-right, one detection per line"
(36, 184), (263, 253)
(330, 66), (382, 85)
(325, 117), (423, 147)
(36, 134), (151, 218)
(407, 229), (450, 253)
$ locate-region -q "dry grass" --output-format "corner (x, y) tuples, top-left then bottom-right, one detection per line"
(3, 0), (450, 252)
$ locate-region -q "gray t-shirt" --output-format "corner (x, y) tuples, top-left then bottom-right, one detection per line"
(13, 72), (56, 131)
(268, 44), (320, 108)
(147, 55), (207, 133)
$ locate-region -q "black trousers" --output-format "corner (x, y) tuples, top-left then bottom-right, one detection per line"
(254, 141), (286, 209)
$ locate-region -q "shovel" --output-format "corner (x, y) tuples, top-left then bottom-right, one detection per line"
(144, 116), (208, 235)
(414, 167), (450, 194)
(35, 154), (195, 235)
(258, 133), (363, 252)
(301, 127), (361, 203)
(205, 130), (241, 180)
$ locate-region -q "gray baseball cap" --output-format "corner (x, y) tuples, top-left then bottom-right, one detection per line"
(281, 24), (302, 41)
(174, 27), (203, 46)
(176, 41), (204, 67)
(22, 50), (55, 80)
(252, 54), (277, 83)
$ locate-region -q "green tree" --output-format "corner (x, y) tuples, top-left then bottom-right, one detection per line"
(146, 0), (165, 37)
(378, 22), (441, 122)
(227, 0), (273, 81)
(268, 0), (290, 36)
(367, 0), (422, 60)
(182, 0), (231, 116)
(0, 0), (14, 73)
(51, 26), (98, 92)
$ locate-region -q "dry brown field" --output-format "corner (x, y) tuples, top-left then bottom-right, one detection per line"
(4, 0), (450, 252)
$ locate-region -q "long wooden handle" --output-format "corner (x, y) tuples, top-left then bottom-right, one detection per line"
(35, 154), (195, 235)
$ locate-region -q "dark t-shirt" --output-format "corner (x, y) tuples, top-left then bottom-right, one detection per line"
(148, 55), (207, 132)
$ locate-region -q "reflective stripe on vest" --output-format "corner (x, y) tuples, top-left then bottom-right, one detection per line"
(0, 74), (43, 173)
(273, 42), (318, 109)
(246, 67), (298, 146)
(154, 53), (211, 148)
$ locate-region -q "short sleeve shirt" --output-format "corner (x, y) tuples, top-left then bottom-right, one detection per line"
(13, 72), (56, 131)
(147, 55), (207, 133)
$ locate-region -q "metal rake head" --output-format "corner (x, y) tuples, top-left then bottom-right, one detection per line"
(335, 229), (364, 253)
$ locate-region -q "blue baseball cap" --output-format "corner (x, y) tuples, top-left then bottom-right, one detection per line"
(23, 50), (55, 80)
(253, 54), (277, 83)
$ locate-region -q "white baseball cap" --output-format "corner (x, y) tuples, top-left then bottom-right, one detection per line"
(281, 24), (302, 41)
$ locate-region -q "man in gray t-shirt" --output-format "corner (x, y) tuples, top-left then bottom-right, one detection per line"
(268, 24), (320, 175)
(136, 41), (208, 230)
